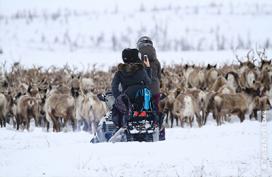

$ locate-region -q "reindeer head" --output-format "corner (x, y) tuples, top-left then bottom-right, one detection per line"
(184, 64), (195, 71)
(235, 49), (256, 70)
(256, 48), (272, 71)
(206, 64), (217, 70)
(225, 71), (241, 92)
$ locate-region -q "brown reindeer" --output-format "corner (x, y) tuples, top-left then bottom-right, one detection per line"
(186, 88), (212, 126)
(78, 92), (107, 133)
(212, 93), (248, 125)
(173, 93), (201, 127)
(225, 71), (242, 92)
(205, 64), (219, 88)
(15, 94), (39, 130)
(187, 67), (206, 90)
(0, 93), (7, 127)
(239, 68), (259, 89)
(163, 87), (183, 127)
(209, 76), (227, 92)
(249, 96), (272, 121)
(80, 77), (95, 94)
(211, 89), (270, 125)
(45, 92), (76, 132)
(70, 75), (81, 98)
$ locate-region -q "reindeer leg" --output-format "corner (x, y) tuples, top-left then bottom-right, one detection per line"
(249, 112), (253, 120)
(173, 111), (178, 127)
(196, 113), (202, 128)
(180, 117), (184, 128)
(219, 115), (222, 126)
(0, 114), (2, 127)
(51, 116), (58, 132)
(254, 110), (258, 121)
(164, 110), (169, 127)
(16, 114), (20, 130)
(46, 121), (50, 132)
(170, 113), (174, 128)
(91, 120), (97, 135)
(216, 114), (220, 126)
(204, 111), (209, 125)
(26, 117), (30, 131)
(3, 114), (6, 127)
(175, 116), (179, 127)
(200, 109), (204, 125)
(82, 119), (87, 131)
(71, 118), (77, 132)
(57, 117), (61, 132)
(34, 115), (38, 127)
(63, 117), (68, 131)
(189, 116), (193, 128)
(238, 112), (245, 123)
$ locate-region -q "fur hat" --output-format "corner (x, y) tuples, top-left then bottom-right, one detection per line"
(122, 48), (141, 63)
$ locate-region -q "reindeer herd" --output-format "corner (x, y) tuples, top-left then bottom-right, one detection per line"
(160, 49), (272, 128)
(0, 64), (111, 133)
(0, 49), (272, 133)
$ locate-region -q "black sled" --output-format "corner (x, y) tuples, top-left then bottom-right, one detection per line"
(90, 91), (165, 143)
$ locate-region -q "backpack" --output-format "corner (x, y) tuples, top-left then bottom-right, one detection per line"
(135, 87), (152, 111)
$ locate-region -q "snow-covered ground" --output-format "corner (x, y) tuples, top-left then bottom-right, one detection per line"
(0, 117), (272, 177)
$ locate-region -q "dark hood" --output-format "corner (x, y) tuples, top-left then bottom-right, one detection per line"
(118, 63), (144, 75)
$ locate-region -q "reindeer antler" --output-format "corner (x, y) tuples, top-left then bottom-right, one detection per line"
(232, 48), (243, 64)
(256, 46), (267, 61)
(246, 49), (254, 62)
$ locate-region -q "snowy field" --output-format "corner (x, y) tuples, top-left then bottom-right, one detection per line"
(0, 116), (272, 177)
(1, 0), (272, 69)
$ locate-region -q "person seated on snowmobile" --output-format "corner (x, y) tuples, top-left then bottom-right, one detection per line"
(111, 48), (152, 128)
(137, 36), (165, 140)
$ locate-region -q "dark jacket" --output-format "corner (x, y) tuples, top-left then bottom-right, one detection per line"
(111, 63), (151, 99)
(138, 45), (161, 95)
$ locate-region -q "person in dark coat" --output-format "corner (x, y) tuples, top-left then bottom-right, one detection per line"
(111, 48), (151, 127)
(137, 36), (165, 141)
(137, 36), (161, 112)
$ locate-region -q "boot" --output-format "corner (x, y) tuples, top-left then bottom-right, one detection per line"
(159, 127), (165, 141)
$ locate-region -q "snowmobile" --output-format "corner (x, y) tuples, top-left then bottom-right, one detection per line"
(90, 90), (165, 143)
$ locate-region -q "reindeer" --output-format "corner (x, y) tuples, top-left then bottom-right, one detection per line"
(77, 92), (107, 133)
(163, 87), (184, 127)
(15, 94), (39, 130)
(172, 93), (201, 127)
(187, 67), (206, 90)
(209, 76), (227, 92)
(0, 93), (7, 127)
(205, 64), (220, 89)
(80, 77), (95, 94)
(70, 75), (81, 98)
(211, 93), (248, 125)
(45, 92), (76, 132)
(225, 71), (242, 92)
(183, 64), (195, 88)
(249, 95), (272, 121)
(185, 88), (213, 126)
(235, 49), (257, 74)
(239, 68), (259, 89)
(256, 48), (272, 72)
(211, 89), (271, 125)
